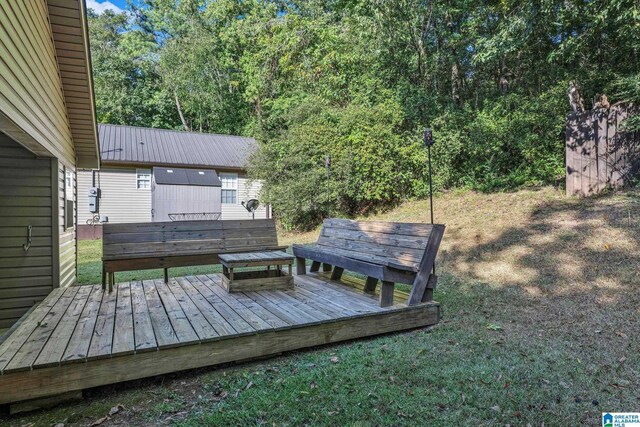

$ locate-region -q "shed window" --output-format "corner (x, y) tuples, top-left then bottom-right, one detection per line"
(220, 173), (238, 204)
(137, 169), (151, 189)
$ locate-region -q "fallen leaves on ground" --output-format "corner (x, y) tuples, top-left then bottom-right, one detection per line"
(90, 403), (125, 426)
(212, 390), (228, 401)
(90, 416), (109, 426)
(109, 404), (124, 416)
(486, 323), (503, 331)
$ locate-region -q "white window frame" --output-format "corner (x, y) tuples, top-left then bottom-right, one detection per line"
(136, 168), (151, 190)
(63, 166), (75, 230)
(220, 173), (238, 204)
(65, 169), (74, 200)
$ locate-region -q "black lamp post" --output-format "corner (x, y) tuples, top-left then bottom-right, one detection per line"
(424, 128), (435, 225)
(325, 154), (331, 218)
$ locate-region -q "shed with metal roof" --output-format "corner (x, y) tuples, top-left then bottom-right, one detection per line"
(98, 124), (257, 170)
(151, 167), (222, 222)
(77, 125), (270, 235)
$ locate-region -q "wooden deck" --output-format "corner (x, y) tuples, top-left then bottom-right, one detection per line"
(0, 273), (439, 406)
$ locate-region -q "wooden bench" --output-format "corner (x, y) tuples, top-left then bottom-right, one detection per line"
(102, 219), (286, 291)
(292, 219), (445, 307)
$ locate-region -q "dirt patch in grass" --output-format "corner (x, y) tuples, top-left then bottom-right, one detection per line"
(4, 187), (639, 426)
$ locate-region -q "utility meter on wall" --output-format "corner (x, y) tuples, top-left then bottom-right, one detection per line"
(88, 187), (101, 213)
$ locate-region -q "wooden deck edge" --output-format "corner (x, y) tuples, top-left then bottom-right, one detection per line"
(0, 300), (41, 345)
(1, 299), (434, 373)
(0, 303), (439, 405)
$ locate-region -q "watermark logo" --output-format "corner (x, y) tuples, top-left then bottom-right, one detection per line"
(604, 413), (613, 427)
(603, 413), (640, 427)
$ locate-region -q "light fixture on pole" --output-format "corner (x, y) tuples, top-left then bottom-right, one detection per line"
(325, 154), (331, 218)
(424, 128), (436, 276)
(424, 128), (435, 225)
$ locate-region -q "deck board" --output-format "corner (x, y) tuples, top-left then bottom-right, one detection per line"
(245, 291), (315, 326)
(62, 286), (104, 363)
(292, 286), (360, 317)
(153, 279), (199, 345)
(195, 275), (273, 331)
(180, 277), (254, 335)
(206, 274), (290, 329)
(263, 290), (333, 322)
(0, 288), (66, 373)
(167, 279), (220, 340)
(297, 275), (388, 312)
(283, 287), (355, 318)
(35, 286), (92, 367)
(5, 287), (80, 372)
(112, 282), (136, 356)
(142, 280), (179, 349)
(87, 285), (117, 360)
(129, 281), (157, 352)
(0, 273), (440, 406)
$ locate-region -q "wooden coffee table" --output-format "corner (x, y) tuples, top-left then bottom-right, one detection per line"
(219, 251), (295, 292)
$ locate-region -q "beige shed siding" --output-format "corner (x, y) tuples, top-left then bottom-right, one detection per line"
(0, 0), (75, 165)
(0, 134), (55, 328)
(77, 168), (268, 223)
(58, 162), (76, 288)
(77, 168), (152, 224)
(221, 173), (269, 220)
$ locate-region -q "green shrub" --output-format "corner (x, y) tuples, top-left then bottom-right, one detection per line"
(250, 98), (433, 230)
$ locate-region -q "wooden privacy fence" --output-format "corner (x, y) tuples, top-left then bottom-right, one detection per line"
(566, 104), (640, 196)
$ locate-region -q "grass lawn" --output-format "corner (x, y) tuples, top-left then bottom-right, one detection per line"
(5, 186), (640, 426)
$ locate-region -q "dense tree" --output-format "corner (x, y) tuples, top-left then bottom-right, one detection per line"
(88, 0), (640, 229)
(88, 10), (177, 127)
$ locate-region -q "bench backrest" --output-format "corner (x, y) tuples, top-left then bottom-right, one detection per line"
(103, 219), (280, 260)
(316, 218), (440, 271)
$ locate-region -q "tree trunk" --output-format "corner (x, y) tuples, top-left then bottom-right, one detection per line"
(174, 91), (191, 131)
(568, 81), (585, 114)
(451, 61), (461, 105)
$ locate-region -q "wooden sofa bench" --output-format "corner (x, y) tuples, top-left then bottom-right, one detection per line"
(292, 219), (445, 307)
(102, 219), (286, 291)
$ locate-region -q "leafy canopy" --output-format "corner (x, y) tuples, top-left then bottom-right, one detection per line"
(88, 0), (640, 229)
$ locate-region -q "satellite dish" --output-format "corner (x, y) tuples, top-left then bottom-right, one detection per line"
(242, 199), (260, 219)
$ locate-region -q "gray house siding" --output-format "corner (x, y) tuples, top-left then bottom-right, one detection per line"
(0, 1), (98, 330)
(77, 168), (269, 227)
(0, 0), (75, 162)
(0, 133), (54, 328)
(77, 167), (151, 224)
